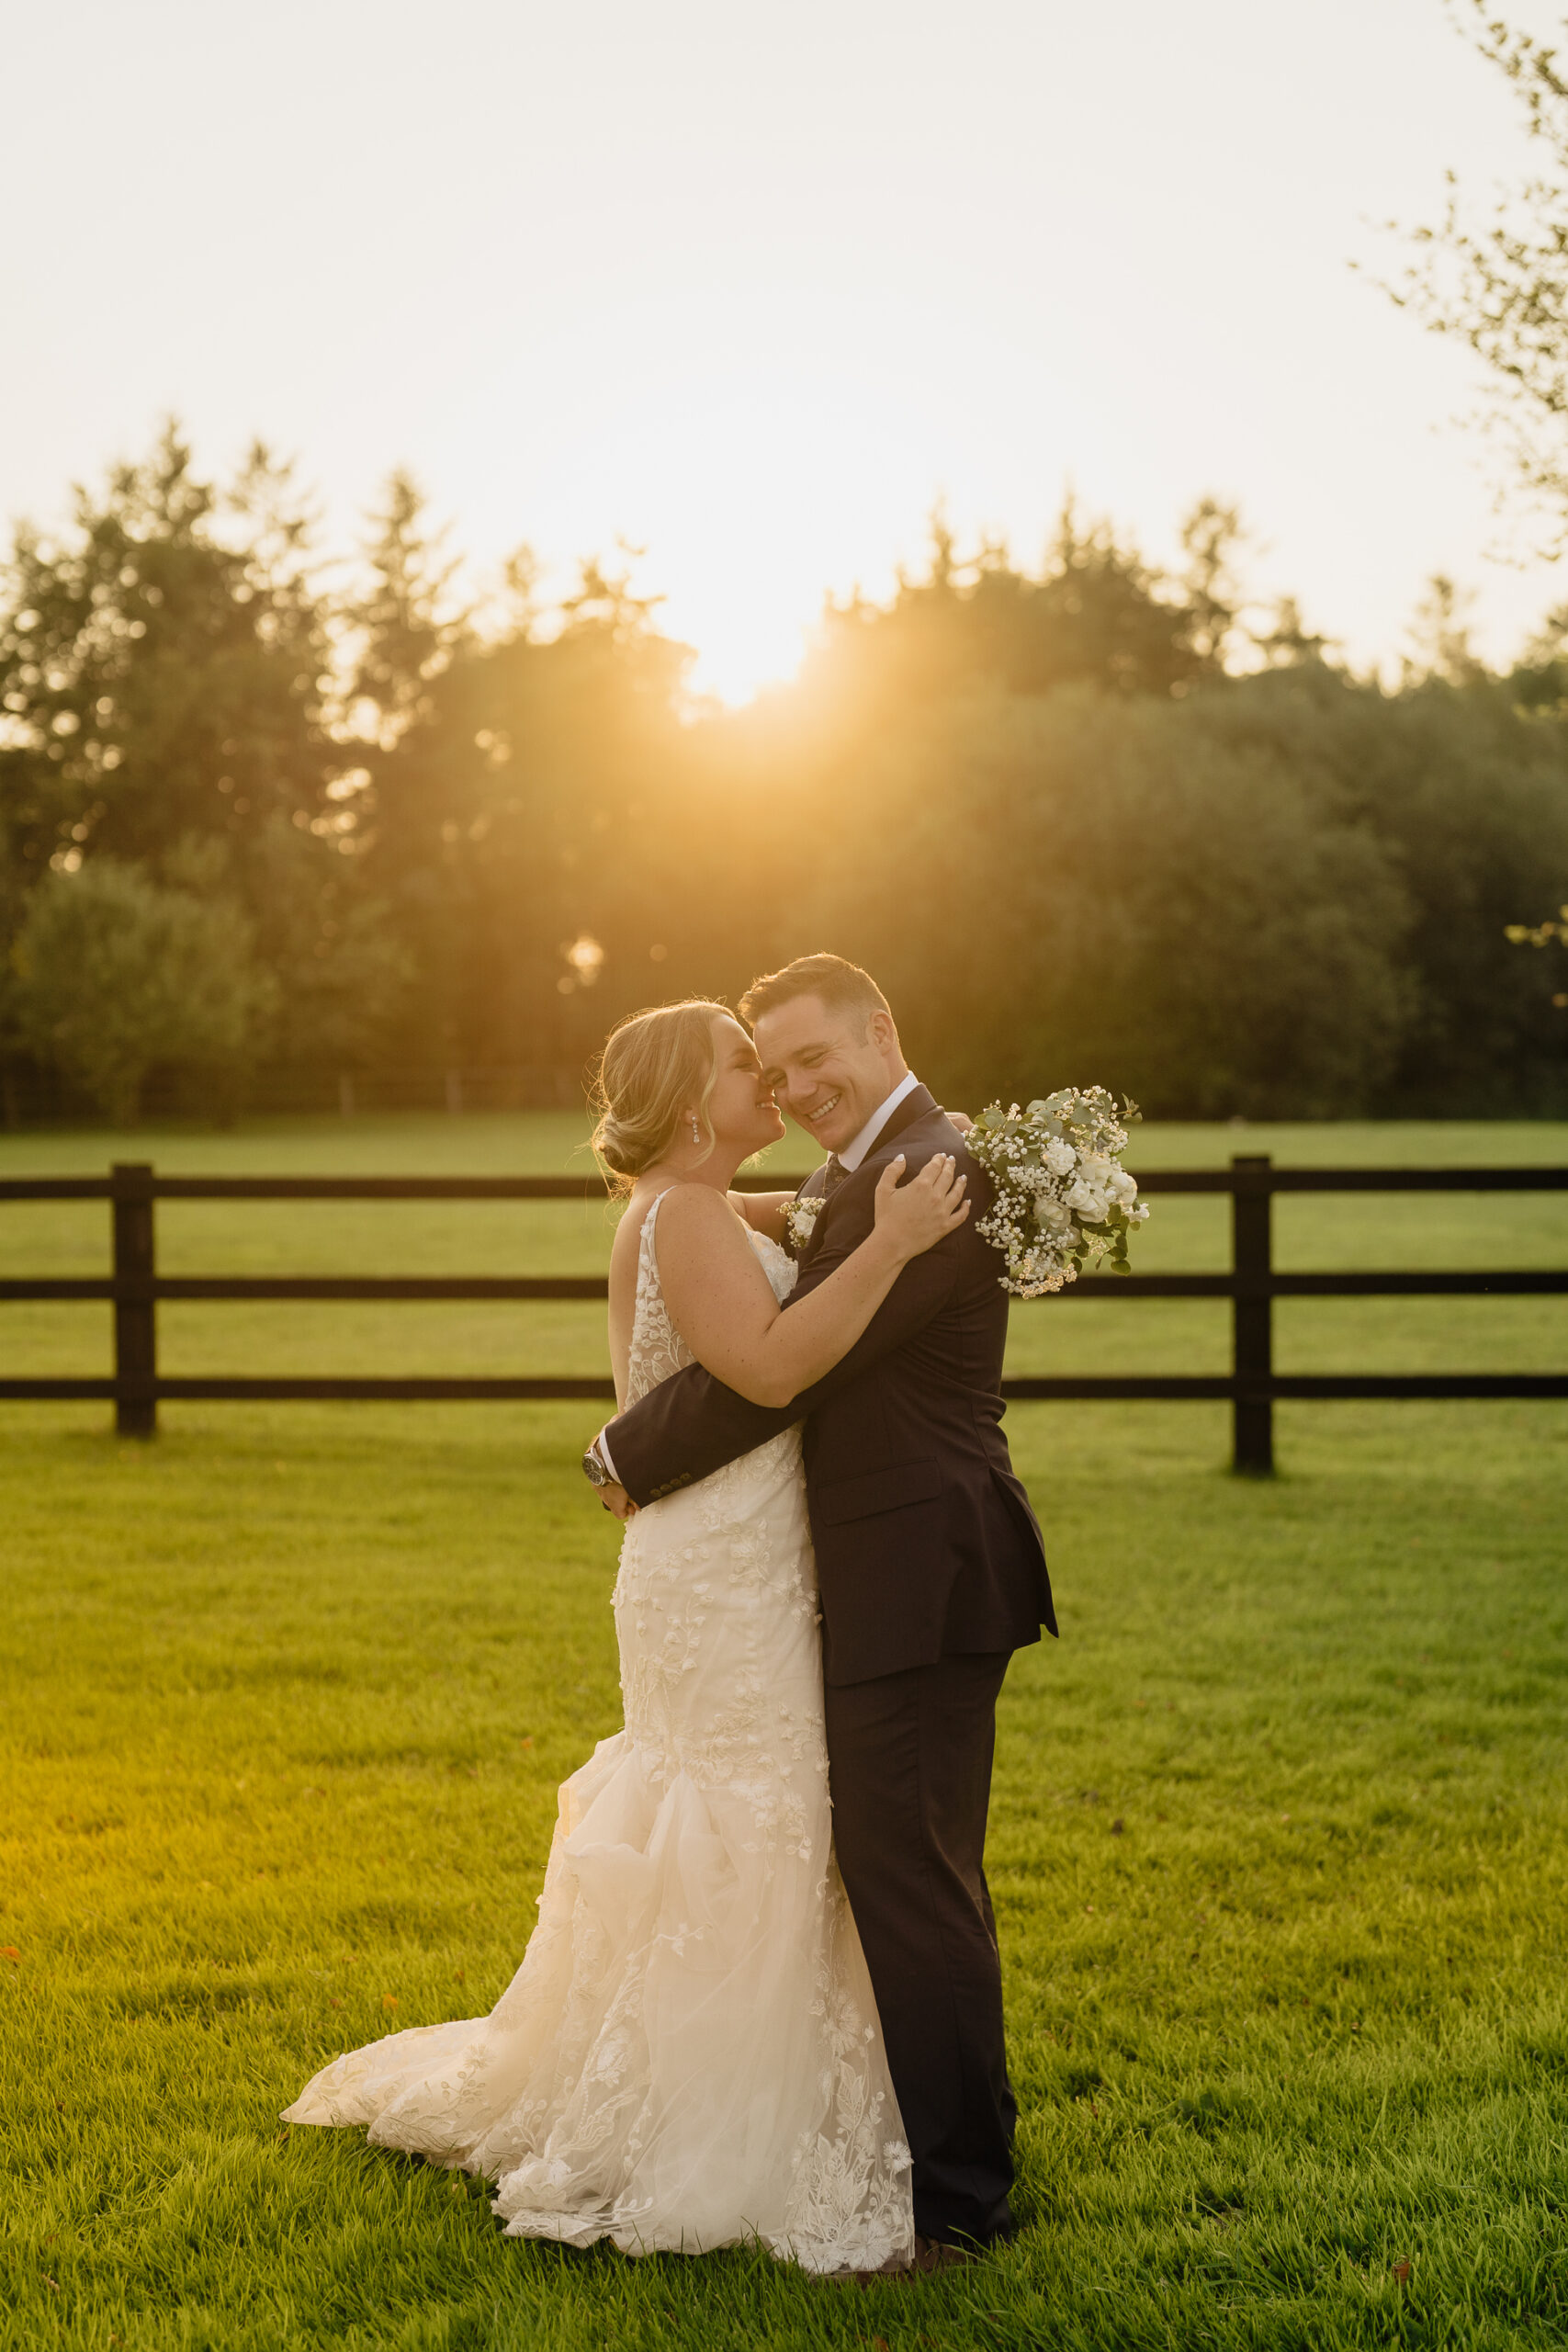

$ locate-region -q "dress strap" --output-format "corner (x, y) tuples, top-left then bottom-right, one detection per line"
(633, 1186), (686, 1329)
(625, 1189), (692, 1404)
(637, 1187), (675, 1270)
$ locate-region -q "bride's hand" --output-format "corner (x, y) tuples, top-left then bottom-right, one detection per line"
(873, 1151), (969, 1261)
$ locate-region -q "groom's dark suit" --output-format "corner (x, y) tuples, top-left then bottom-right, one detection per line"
(603, 1084), (1055, 2247)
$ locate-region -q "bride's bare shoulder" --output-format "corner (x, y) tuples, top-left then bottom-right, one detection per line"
(647, 1183), (743, 1241)
(645, 1186), (758, 1279)
(609, 1182), (727, 1270)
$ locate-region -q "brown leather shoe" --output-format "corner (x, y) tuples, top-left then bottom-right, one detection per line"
(823, 2248), (915, 2287)
(911, 2233), (982, 2273)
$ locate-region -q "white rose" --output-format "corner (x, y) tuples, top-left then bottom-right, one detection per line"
(1043, 1138), (1076, 1177)
(1065, 1176), (1106, 1218)
(1106, 1168), (1137, 1206)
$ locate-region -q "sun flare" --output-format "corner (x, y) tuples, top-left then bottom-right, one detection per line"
(673, 586), (816, 707)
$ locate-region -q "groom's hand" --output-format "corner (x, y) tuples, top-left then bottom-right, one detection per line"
(583, 1430), (637, 1520)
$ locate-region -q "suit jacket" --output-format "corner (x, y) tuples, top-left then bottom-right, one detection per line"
(605, 1085), (1056, 1686)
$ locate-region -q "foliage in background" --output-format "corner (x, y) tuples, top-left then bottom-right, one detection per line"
(2, 426), (1567, 1120)
(1373, 3), (1568, 1047)
(12, 853), (277, 1124)
(792, 679), (1419, 1120)
(1506, 897), (1568, 1016)
(0, 427), (410, 1114)
(1386, 1), (1568, 549)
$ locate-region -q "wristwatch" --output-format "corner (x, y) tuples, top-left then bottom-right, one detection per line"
(581, 1438), (615, 1489)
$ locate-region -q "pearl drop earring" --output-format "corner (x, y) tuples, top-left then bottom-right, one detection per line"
(690, 1115), (701, 1144)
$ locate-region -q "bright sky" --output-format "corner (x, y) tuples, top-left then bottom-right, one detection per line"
(3, 0), (1565, 700)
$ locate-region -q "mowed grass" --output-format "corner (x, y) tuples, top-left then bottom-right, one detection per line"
(3, 1117), (1568, 2350)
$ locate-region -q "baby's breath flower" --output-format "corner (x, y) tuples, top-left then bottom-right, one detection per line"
(967, 1087), (1148, 1296)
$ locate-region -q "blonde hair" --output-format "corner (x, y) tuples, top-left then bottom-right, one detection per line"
(589, 1000), (730, 1193)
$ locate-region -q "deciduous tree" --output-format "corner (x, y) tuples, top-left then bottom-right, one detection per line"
(14, 854), (277, 1123)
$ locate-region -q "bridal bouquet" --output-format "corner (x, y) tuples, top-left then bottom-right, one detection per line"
(966, 1087), (1149, 1296)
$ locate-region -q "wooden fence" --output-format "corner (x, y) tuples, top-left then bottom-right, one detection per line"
(1, 1156), (1564, 1473)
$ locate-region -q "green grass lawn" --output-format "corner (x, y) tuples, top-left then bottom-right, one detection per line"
(3, 1117), (1568, 2349)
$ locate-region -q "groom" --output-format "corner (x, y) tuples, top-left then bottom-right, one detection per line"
(585, 953), (1055, 2265)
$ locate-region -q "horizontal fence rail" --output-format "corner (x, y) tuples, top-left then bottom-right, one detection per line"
(0, 1158), (1564, 1470)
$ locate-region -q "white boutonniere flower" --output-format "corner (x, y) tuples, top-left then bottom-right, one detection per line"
(782, 1194), (825, 1255)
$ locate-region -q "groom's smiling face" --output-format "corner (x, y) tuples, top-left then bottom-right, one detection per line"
(750, 993), (908, 1158)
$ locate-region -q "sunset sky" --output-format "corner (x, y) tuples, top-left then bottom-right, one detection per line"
(5, 0), (1565, 700)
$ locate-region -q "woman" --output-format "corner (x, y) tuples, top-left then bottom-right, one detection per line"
(283, 1000), (968, 2274)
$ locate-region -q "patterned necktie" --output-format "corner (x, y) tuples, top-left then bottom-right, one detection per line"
(821, 1154), (849, 1198)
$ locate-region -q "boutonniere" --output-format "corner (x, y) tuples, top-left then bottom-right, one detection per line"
(782, 1194), (825, 1256)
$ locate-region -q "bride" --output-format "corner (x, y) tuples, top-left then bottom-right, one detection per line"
(283, 998), (969, 2274)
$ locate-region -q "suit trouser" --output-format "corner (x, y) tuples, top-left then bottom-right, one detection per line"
(823, 1649), (1016, 2247)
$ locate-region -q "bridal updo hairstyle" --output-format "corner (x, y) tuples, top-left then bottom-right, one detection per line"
(590, 999), (730, 1193)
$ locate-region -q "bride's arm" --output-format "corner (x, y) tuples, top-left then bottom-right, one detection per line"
(727, 1125), (968, 1241)
(727, 1189), (795, 1243)
(654, 1157), (968, 1408)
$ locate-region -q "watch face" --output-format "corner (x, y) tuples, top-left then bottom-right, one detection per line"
(582, 1447), (608, 1487)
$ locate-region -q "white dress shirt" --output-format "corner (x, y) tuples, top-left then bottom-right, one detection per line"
(835, 1071), (922, 1172)
(595, 1072), (925, 1486)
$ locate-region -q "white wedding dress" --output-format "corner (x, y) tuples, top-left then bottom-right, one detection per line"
(283, 1193), (914, 2271)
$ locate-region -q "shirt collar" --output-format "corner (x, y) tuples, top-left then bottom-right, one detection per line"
(836, 1072), (921, 1173)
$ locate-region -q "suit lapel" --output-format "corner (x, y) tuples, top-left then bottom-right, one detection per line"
(795, 1086), (939, 1264)
(860, 1082), (938, 1160)
(796, 1166), (831, 1263)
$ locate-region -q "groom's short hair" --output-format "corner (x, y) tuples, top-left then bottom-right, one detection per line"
(739, 953), (892, 1038)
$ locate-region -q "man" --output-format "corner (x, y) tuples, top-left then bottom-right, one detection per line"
(585, 952), (1055, 2264)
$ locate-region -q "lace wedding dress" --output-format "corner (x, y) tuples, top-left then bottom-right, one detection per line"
(283, 1193), (914, 2272)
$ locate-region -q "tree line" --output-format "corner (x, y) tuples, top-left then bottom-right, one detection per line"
(2, 426), (1566, 1125)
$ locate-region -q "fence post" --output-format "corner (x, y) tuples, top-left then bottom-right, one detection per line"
(1231, 1153), (1274, 1475)
(111, 1161), (157, 1440)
